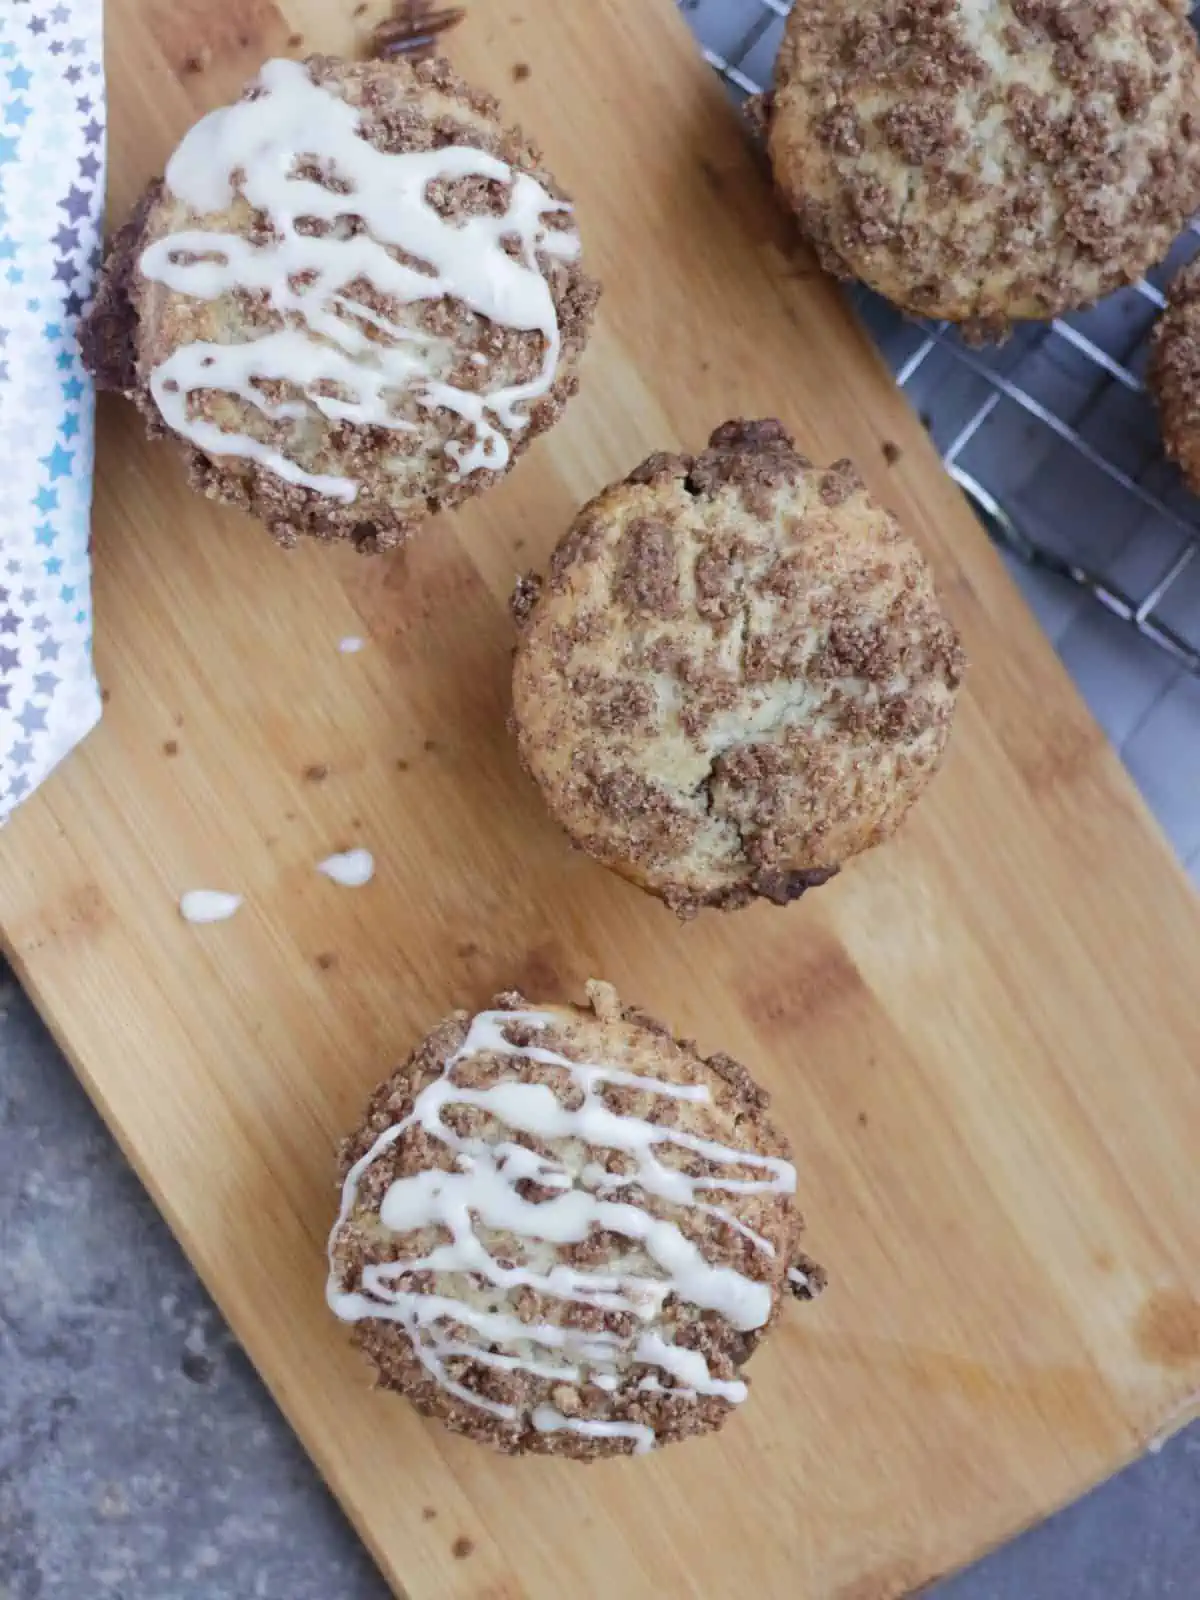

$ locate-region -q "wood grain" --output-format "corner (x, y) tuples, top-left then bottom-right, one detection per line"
(4, 2), (1200, 1596)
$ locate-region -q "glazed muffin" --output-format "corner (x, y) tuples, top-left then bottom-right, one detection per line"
(510, 420), (964, 917)
(760, 0), (1200, 332)
(326, 981), (823, 1460)
(81, 54), (599, 550)
(1148, 256), (1200, 492)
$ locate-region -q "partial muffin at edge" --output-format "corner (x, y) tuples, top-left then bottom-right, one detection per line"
(510, 419), (965, 916)
(81, 53), (599, 550)
(1149, 256), (1200, 493)
(326, 980), (823, 1460)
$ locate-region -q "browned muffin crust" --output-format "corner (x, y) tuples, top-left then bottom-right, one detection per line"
(81, 55), (600, 551)
(328, 981), (822, 1460)
(511, 420), (965, 916)
(1149, 257), (1200, 492)
(763, 0), (1200, 332)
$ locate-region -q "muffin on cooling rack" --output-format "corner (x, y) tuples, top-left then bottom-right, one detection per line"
(81, 54), (599, 550)
(326, 981), (823, 1460)
(759, 0), (1200, 333)
(510, 419), (965, 916)
(1148, 258), (1200, 494)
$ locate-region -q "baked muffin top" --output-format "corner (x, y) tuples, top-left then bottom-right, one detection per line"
(327, 981), (821, 1459)
(764, 0), (1200, 330)
(511, 420), (964, 915)
(81, 54), (599, 549)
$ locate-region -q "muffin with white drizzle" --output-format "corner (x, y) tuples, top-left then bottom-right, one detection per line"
(81, 54), (599, 551)
(327, 981), (824, 1459)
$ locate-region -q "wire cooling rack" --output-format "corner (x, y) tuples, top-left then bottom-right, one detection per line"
(685, 0), (1200, 681)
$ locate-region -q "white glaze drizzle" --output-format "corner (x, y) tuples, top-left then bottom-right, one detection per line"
(327, 1009), (796, 1453)
(139, 58), (580, 500)
(337, 635), (365, 654)
(179, 889), (243, 924)
(317, 848), (375, 887)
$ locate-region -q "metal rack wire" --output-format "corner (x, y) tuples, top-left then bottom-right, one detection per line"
(689, 0), (1200, 677)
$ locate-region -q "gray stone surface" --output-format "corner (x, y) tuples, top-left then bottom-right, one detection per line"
(1, 961), (1197, 1598)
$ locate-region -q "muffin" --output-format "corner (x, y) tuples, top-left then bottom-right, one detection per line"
(1148, 256), (1200, 492)
(326, 980), (823, 1460)
(80, 54), (599, 550)
(760, 0), (1200, 333)
(510, 419), (964, 917)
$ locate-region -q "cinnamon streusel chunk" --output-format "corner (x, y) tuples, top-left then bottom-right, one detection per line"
(510, 420), (965, 916)
(761, 0), (1200, 332)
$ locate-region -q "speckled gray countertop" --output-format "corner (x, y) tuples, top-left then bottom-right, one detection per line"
(1, 959), (1197, 1598)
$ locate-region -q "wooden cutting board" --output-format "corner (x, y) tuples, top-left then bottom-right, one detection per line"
(3, 1), (1200, 1595)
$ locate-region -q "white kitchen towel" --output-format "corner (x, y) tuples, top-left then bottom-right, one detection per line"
(0, 0), (103, 824)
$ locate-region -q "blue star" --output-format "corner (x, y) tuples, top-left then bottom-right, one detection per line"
(5, 265), (22, 285)
(0, 237), (14, 261)
(0, 133), (17, 164)
(32, 487), (57, 513)
(9, 739), (33, 766)
(55, 350), (71, 370)
(34, 672), (58, 696)
(60, 412), (79, 440)
(0, 609), (18, 634)
(15, 702), (46, 734)
(0, 46), (15, 63)
(37, 637), (61, 662)
(0, 646), (18, 672)
(43, 556), (62, 576)
(5, 100), (30, 128)
(75, 609), (86, 625)
(34, 523), (55, 548)
(42, 321), (62, 341)
(59, 585), (75, 604)
(6, 67), (31, 92)
(42, 444), (72, 480)
(7, 775), (30, 802)
(25, 297), (38, 312)
(61, 376), (83, 401)
(0, 686), (12, 711)
(52, 3), (71, 23)
(52, 224), (78, 252)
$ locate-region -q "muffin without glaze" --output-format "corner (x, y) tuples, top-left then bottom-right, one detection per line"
(1148, 257), (1200, 493)
(326, 981), (823, 1460)
(510, 420), (965, 917)
(761, 0), (1200, 332)
(81, 54), (599, 550)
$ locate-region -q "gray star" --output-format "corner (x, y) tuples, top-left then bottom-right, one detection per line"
(0, 645), (18, 672)
(20, 587), (34, 605)
(51, 3), (70, 21)
(32, 615), (50, 635)
(9, 739), (32, 765)
(0, 586), (7, 603)
(0, 610), (18, 634)
(0, 685), (10, 710)
(33, 671), (58, 696)
(61, 186), (91, 221)
(16, 703), (47, 734)
(37, 637), (61, 661)
(7, 774), (29, 801)
(82, 119), (102, 145)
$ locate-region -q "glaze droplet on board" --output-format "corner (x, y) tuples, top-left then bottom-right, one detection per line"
(327, 1008), (797, 1454)
(317, 848), (375, 887)
(338, 636), (365, 654)
(139, 58), (581, 499)
(179, 890), (243, 924)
